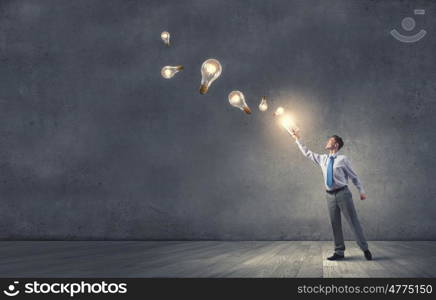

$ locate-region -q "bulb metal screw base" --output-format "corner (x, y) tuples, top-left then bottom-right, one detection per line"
(199, 84), (208, 95)
(243, 106), (252, 114)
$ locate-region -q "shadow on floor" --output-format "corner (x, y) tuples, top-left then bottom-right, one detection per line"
(343, 256), (390, 262)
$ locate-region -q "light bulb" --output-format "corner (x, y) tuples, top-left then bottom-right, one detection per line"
(281, 115), (295, 130)
(228, 91), (252, 114)
(259, 96), (268, 112)
(199, 59), (222, 94)
(161, 31), (170, 46)
(161, 65), (184, 79)
(280, 114), (299, 134)
(274, 106), (285, 116)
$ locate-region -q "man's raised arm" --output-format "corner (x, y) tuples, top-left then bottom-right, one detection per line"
(287, 128), (322, 165)
(294, 138), (322, 165)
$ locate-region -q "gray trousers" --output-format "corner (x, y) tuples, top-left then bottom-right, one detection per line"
(325, 186), (368, 255)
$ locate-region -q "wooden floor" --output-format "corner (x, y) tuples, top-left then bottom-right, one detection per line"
(0, 241), (435, 278)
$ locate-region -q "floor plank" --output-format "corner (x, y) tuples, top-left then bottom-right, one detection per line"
(0, 241), (435, 278)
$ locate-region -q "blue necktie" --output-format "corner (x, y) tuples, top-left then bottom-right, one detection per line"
(326, 156), (335, 188)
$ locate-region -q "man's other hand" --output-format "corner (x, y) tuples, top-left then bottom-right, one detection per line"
(360, 193), (367, 200)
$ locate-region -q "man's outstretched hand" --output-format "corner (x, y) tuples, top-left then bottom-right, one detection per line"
(290, 128), (300, 140)
(360, 193), (367, 200)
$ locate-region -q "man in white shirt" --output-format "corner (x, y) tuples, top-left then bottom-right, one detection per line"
(288, 128), (372, 261)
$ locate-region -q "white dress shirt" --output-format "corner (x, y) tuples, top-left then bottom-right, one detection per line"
(295, 139), (366, 194)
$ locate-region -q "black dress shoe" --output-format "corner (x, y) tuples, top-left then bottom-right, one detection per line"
(327, 253), (345, 261)
(364, 250), (372, 260)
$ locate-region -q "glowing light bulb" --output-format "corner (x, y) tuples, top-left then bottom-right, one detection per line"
(258, 96), (268, 112)
(281, 115), (295, 130)
(161, 65), (184, 79)
(206, 64), (217, 74)
(280, 114), (299, 135)
(161, 31), (170, 46)
(274, 107), (284, 116)
(228, 91), (252, 114)
(199, 59), (222, 94)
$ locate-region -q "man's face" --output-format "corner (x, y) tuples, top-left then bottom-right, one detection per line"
(325, 137), (338, 151)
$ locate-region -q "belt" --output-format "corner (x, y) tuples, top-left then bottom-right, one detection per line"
(326, 185), (347, 194)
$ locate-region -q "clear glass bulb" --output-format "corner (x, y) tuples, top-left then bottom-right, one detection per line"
(281, 114), (299, 134)
(161, 31), (170, 46)
(161, 65), (183, 79)
(259, 96), (268, 112)
(228, 91), (252, 114)
(199, 59), (222, 94)
(274, 106), (284, 116)
(281, 115), (295, 129)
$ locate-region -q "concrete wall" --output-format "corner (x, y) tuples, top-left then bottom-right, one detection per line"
(1, 0), (435, 240)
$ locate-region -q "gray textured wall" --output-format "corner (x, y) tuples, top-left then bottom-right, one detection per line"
(0, 0), (435, 240)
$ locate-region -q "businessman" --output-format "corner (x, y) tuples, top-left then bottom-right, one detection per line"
(287, 128), (372, 261)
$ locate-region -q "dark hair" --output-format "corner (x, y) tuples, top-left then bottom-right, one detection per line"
(331, 135), (344, 150)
